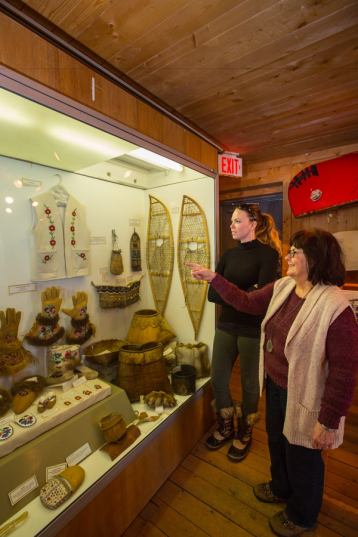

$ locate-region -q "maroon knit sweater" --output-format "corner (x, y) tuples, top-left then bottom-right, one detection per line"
(211, 275), (358, 429)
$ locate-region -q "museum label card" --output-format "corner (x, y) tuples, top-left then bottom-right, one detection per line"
(66, 442), (92, 466)
(9, 475), (38, 506)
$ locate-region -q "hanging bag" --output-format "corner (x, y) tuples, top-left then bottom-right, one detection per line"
(110, 229), (124, 275)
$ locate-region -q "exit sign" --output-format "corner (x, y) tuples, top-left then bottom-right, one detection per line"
(218, 153), (242, 177)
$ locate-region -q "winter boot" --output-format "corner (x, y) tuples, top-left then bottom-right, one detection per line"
(227, 406), (259, 462)
(205, 405), (234, 450)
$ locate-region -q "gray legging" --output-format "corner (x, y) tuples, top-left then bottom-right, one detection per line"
(211, 328), (260, 416)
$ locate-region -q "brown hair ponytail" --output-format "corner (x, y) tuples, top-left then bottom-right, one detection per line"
(256, 213), (282, 255)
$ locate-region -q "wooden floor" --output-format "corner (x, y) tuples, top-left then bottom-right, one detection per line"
(122, 356), (358, 537)
(122, 394), (357, 537)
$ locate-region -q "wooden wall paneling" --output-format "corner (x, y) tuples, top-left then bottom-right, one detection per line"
(90, 74), (139, 130)
(220, 142), (358, 263)
(0, 12), (53, 87)
(54, 50), (93, 107)
(220, 184), (283, 202)
(199, 140), (218, 171)
(136, 100), (164, 143)
(54, 384), (213, 537)
(162, 115), (185, 154)
(184, 131), (202, 163)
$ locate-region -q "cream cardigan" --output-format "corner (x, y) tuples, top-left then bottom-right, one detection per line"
(260, 276), (350, 449)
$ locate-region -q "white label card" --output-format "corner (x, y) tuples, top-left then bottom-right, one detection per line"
(46, 463), (67, 482)
(8, 283), (37, 295)
(66, 442), (92, 466)
(9, 475), (38, 506)
(72, 375), (86, 388)
(90, 236), (106, 245)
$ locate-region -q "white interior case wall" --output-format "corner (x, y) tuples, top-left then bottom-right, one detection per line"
(0, 154), (215, 388)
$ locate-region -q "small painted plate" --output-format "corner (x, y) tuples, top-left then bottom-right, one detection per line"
(16, 414), (37, 428)
(0, 424), (13, 441)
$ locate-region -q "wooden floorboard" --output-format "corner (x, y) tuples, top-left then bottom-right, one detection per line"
(123, 428), (357, 537)
(123, 361), (357, 537)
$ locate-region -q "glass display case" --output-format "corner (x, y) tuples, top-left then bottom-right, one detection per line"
(0, 84), (216, 535)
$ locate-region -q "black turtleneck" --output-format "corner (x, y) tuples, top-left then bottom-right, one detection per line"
(208, 239), (279, 337)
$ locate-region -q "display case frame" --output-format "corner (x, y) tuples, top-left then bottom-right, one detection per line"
(0, 65), (217, 536)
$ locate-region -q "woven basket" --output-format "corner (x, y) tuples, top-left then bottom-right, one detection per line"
(119, 342), (163, 365)
(91, 280), (141, 309)
(110, 250), (124, 276)
(127, 309), (176, 345)
(83, 339), (124, 365)
(99, 413), (127, 443)
(117, 342), (171, 402)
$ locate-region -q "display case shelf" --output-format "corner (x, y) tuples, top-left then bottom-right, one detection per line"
(0, 378), (213, 537)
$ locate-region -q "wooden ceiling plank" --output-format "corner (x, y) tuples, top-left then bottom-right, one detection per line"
(122, 0), (279, 76)
(75, 0), (191, 60)
(204, 96), (358, 142)
(194, 76), (358, 134)
(176, 25), (358, 116)
(129, 0), (357, 88)
(191, 64), (358, 130)
(244, 128), (358, 162)
(23, 0), (110, 34)
(108, 0), (244, 72)
(221, 118), (358, 151)
(16, 0), (358, 162)
(183, 61), (358, 130)
(213, 107), (358, 142)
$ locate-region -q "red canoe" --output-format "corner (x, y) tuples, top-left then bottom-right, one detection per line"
(288, 152), (358, 217)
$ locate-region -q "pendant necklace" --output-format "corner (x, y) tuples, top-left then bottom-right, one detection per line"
(266, 287), (312, 353)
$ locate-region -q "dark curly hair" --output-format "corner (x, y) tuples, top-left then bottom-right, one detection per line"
(290, 229), (345, 286)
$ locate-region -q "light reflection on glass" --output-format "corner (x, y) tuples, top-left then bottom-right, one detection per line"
(5, 196), (14, 204)
(5, 207), (13, 214)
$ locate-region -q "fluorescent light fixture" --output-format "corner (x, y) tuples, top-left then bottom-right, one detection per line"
(0, 103), (33, 126)
(48, 128), (122, 158)
(129, 148), (183, 172)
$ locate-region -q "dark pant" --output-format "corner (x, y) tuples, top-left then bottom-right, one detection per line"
(266, 376), (324, 527)
(211, 328), (260, 416)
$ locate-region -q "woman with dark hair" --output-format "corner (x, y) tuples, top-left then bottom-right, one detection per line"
(189, 228), (358, 537)
(206, 203), (281, 462)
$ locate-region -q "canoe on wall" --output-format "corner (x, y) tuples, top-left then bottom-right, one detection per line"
(146, 195), (174, 315)
(288, 152), (358, 217)
(177, 195), (210, 339)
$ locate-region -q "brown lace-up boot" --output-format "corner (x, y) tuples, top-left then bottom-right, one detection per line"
(227, 405), (259, 462)
(205, 406), (234, 450)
